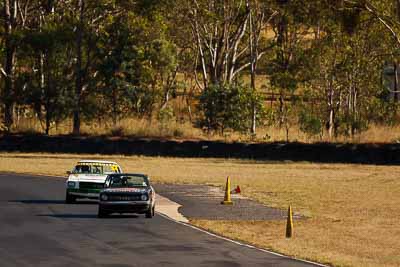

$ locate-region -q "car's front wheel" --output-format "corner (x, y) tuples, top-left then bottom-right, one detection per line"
(65, 191), (76, 204)
(145, 205), (155, 218)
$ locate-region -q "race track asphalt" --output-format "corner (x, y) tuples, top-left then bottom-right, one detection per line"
(0, 173), (318, 267)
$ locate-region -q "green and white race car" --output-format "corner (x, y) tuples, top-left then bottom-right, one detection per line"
(65, 160), (122, 203)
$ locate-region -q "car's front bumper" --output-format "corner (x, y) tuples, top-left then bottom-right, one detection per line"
(99, 201), (151, 214)
(67, 188), (100, 198)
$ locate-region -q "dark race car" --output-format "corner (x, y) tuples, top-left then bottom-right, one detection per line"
(98, 173), (156, 218)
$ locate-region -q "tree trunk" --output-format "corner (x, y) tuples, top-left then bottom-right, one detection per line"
(277, 12), (287, 130)
(4, 46), (15, 132)
(45, 104), (50, 135)
(394, 61), (399, 102)
(44, 49), (53, 135)
(161, 89), (170, 110)
(112, 87), (117, 126)
(3, 0), (16, 132)
(397, 0), (400, 25)
(328, 89), (335, 139)
(73, 0), (84, 135)
(279, 93), (284, 128)
(285, 124), (289, 143)
(328, 108), (334, 139)
(248, 2), (256, 135)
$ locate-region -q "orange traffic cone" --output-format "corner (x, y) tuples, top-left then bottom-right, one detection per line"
(286, 205), (294, 238)
(221, 176), (233, 205)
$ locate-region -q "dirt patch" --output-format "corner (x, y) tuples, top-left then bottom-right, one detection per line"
(154, 184), (288, 221)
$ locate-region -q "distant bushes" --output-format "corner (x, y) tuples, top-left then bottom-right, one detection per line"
(197, 84), (265, 134)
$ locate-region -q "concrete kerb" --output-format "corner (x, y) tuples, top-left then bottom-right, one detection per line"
(155, 193), (189, 223)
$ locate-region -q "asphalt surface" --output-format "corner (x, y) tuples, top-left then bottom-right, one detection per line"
(0, 173), (317, 267)
(155, 184), (287, 220)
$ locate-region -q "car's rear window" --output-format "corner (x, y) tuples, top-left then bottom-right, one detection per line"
(73, 164), (120, 174)
(109, 175), (148, 187)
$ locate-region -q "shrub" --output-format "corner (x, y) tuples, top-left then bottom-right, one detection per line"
(109, 126), (125, 136)
(173, 128), (184, 138)
(157, 106), (175, 134)
(197, 83), (264, 134)
(298, 110), (322, 138)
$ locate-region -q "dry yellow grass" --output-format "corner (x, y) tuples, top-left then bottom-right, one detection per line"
(13, 117), (204, 140)
(0, 152), (399, 267)
(13, 113), (400, 144)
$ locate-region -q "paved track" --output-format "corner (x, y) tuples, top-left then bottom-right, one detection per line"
(155, 184), (287, 220)
(0, 173), (317, 267)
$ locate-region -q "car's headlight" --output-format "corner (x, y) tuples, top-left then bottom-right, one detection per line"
(67, 181), (76, 188)
(100, 194), (108, 201)
(141, 194), (148, 201)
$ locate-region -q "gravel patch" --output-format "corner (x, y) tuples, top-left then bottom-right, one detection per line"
(154, 184), (287, 221)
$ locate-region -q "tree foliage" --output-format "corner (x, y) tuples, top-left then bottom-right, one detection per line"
(1, 0), (400, 141)
(197, 83), (264, 134)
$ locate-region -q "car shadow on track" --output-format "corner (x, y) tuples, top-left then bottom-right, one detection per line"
(37, 214), (98, 219)
(37, 214), (140, 219)
(10, 200), (98, 205)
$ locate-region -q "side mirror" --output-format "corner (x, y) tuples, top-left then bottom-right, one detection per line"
(66, 171), (71, 175)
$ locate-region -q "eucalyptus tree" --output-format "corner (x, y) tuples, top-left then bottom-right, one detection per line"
(300, 1), (392, 139)
(338, 1), (400, 99)
(1, 0), (34, 132)
(254, 0), (322, 140)
(68, 0), (127, 134)
(173, 0), (277, 135)
(247, 0), (277, 134)
(181, 0), (276, 89)
(92, 1), (177, 126)
(22, 0), (75, 134)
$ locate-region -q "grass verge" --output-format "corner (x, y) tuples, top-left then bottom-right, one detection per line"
(12, 115), (400, 144)
(0, 152), (399, 267)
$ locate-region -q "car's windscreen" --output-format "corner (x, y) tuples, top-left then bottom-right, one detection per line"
(109, 176), (148, 188)
(72, 164), (119, 174)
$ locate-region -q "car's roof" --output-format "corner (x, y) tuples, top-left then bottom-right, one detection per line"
(78, 160), (119, 165)
(109, 173), (148, 177)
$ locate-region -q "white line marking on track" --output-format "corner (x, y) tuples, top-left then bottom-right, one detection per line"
(12, 173), (328, 267)
(156, 212), (329, 267)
